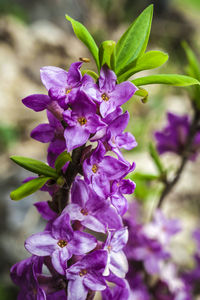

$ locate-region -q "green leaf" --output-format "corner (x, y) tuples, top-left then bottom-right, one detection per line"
(149, 143), (165, 175)
(134, 87), (148, 103)
(115, 5), (153, 75)
(10, 177), (51, 201)
(10, 156), (58, 179)
(131, 172), (159, 181)
(66, 15), (100, 70)
(55, 151), (72, 174)
(99, 40), (116, 70)
(131, 74), (200, 87)
(81, 69), (99, 81)
(118, 50), (168, 81)
(182, 41), (200, 80)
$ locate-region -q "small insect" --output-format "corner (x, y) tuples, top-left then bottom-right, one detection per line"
(79, 57), (90, 63)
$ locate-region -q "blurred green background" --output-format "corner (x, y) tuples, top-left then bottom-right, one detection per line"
(0, 0), (200, 298)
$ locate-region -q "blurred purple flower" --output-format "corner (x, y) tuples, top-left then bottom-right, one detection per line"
(155, 112), (200, 160)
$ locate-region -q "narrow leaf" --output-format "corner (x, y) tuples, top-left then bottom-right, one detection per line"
(182, 41), (200, 80)
(99, 40), (116, 70)
(55, 151), (72, 173)
(118, 50), (168, 81)
(115, 5), (153, 75)
(131, 74), (200, 87)
(149, 143), (165, 175)
(66, 15), (100, 70)
(10, 177), (51, 201)
(81, 70), (99, 81)
(10, 156), (58, 179)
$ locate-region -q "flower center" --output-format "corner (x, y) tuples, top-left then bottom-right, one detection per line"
(78, 117), (87, 126)
(107, 245), (112, 252)
(79, 269), (88, 277)
(81, 208), (88, 216)
(57, 240), (68, 248)
(66, 88), (72, 94)
(92, 164), (98, 173)
(101, 93), (110, 102)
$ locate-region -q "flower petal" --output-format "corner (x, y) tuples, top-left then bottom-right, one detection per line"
(40, 66), (68, 90)
(22, 94), (51, 112)
(64, 126), (90, 152)
(67, 276), (88, 300)
(34, 201), (57, 221)
(25, 232), (57, 256)
(52, 213), (73, 241)
(69, 231), (97, 255)
(83, 272), (107, 291)
(31, 124), (54, 143)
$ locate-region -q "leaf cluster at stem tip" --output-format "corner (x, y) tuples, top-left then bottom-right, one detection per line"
(66, 5), (200, 89)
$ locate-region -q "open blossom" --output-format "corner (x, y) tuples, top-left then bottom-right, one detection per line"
(83, 141), (130, 197)
(31, 111), (66, 167)
(103, 227), (128, 278)
(66, 250), (108, 300)
(63, 91), (105, 151)
(40, 62), (83, 106)
(83, 65), (137, 117)
(64, 177), (123, 233)
(25, 212), (97, 275)
(10, 256), (46, 300)
(142, 210), (181, 245)
(103, 111), (137, 159)
(155, 112), (200, 160)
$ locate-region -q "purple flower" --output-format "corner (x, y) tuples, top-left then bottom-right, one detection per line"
(40, 62), (83, 105)
(10, 256), (46, 300)
(155, 112), (200, 160)
(103, 227), (128, 278)
(103, 111), (137, 159)
(102, 278), (130, 300)
(83, 141), (129, 197)
(25, 213), (97, 275)
(34, 201), (57, 221)
(142, 210), (181, 245)
(111, 178), (136, 215)
(66, 250), (107, 300)
(83, 65), (137, 117)
(31, 111), (66, 167)
(64, 177), (123, 233)
(63, 92), (105, 152)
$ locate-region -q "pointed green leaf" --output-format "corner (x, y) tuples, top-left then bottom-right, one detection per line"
(131, 74), (200, 87)
(118, 50), (168, 81)
(81, 70), (99, 81)
(10, 156), (58, 179)
(149, 143), (165, 175)
(115, 5), (153, 75)
(99, 40), (116, 70)
(66, 15), (100, 70)
(55, 151), (72, 174)
(128, 172), (159, 181)
(182, 41), (200, 80)
(10, 177), (51, 201)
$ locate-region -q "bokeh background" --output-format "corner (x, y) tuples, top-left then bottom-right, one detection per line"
(0, 0), (200, 298)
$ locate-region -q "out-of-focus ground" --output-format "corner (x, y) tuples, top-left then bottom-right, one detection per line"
(0, 0), (200, 298)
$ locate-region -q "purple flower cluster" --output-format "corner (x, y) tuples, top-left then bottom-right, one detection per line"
(124, 202), (192, 300)
(155, 112), (200, 160)
(11, 62), (138, 299)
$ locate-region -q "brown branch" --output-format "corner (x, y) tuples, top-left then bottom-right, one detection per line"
(158, 109), (200, 208)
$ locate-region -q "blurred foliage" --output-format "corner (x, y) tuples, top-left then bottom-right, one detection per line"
(0, 0), (28, 22)
(0, 124), (19, 154)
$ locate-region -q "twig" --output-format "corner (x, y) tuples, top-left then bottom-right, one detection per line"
(158, 109), (200, 208)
